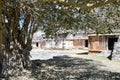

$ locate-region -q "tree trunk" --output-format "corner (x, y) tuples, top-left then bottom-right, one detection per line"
(0, 1), (3, 74)
(0, 1), (36, 78)
(2, 44), (32, 77)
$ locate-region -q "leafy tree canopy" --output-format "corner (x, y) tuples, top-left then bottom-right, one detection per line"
(33, 0), (120, 36)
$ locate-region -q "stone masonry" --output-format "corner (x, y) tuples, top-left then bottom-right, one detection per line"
(112, 36), (120, 60)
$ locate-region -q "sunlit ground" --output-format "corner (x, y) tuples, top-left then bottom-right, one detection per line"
(30, 49), (120, 80)
(31, 56), (120, 80)
(8, 49), (120, 80)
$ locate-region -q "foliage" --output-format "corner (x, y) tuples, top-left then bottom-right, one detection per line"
(87, 4), (120, 34)
(35, 0), (120, 36)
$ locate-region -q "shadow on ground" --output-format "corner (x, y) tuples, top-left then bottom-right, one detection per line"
(31, 55), (120, 80)
(76, 52), (88, 55)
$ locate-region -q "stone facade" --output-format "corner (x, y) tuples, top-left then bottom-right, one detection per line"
(73, 39), (88, 49)
(88, 35), (107, 53)
(88, 34), (119, 53)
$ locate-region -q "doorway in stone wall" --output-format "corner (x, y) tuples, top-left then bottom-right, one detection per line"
(36, 42), (39, 47)
(108, 37), (118, 50)
(85, 40), (88, 47)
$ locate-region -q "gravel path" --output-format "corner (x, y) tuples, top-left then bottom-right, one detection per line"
(30, 49), (88, 60)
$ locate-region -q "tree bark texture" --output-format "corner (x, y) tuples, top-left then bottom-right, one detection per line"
(0, 1), (38, 78)
(0, 1), (3, 74)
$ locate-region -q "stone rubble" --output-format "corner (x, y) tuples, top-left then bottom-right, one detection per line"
(112, 36), (120, 60)
(99, 36), (120, 60)
(99, 50), (111, 57)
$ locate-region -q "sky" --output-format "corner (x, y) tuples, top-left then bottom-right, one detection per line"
(19, 13), (25, 28)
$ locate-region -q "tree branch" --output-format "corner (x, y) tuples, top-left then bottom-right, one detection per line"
(37, 0), (117, 10)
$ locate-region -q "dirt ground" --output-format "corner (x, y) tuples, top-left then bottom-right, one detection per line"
(9, 49), (120, 80)
(69, 53), (120, 73)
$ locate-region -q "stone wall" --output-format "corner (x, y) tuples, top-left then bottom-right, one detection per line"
(73, 39), (88, 48)
(112, 36), (120, 60)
